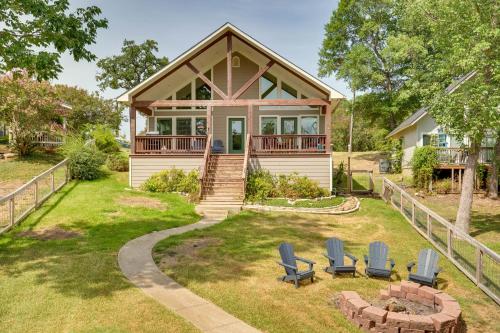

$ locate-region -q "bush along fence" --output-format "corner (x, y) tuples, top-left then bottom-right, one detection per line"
(0, 159), (69, 234)
(381, 177), (499, 305)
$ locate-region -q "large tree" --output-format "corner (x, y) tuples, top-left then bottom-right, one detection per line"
(0, 72), (59, 155)
(55, 85), (123, 132)
(96, 39), (169, 91)
(0, 0), (108, 80)
(319, 0), (427, 130)
(401, 0), (500, 232)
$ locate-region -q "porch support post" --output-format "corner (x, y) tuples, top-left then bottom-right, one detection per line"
(129, 104), (136, 154)
(247, 104), (253, 135)
(207, 105), (212, 135)
(227, 34), (233, 99)
(325, 104), (332, 153)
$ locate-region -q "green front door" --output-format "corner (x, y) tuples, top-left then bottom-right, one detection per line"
(228, 118), (245, 154)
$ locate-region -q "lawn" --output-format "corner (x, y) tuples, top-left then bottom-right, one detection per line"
(263, 197), (344, 208)
(154, 198), (499, 333)
(0, 171), (199, 333)
(0, 151), (64, 196)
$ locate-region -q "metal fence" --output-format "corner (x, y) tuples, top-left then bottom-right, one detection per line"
(0, 159), (69, 234)
(381, 177), (499, 305)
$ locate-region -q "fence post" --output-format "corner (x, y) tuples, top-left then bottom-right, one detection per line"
(411, 201), (415, 225)
(400, 191), (404, 213)
(369, 171), (374, 193)
(427, 213), (432, 238)
(9, 197), (15, 226)
(50, 171), (55, 193)
(34, 179), (39, 207)
(381, 178), (386, 201)
(475, 247), (482, 284)
(447, 228), (452, 257)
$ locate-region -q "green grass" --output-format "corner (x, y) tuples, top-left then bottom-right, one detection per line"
(0, 171), (199, 333)
(263, 197), (344, 208)
(0, 151), (64, 183)
(154, 198), (499, 333)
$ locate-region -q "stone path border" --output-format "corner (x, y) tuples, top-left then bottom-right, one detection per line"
(243, 196), (360, 215)
(118, 218), (261, 333)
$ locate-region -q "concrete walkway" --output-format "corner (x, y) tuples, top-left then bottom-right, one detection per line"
(118, 218), (261, 333)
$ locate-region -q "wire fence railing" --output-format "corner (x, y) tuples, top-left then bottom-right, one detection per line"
(0, 159), (69, 234)
(381, 177), (499, 305)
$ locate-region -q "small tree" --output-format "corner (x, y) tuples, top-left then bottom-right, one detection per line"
(411, 146), (438, 190)
(0, 72), (59, 156)
(96, 39), (169, 91)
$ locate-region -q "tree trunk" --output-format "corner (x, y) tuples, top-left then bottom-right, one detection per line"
(487, 139), (499, 199)
(348, 90), (355, 153)
(455, 142), (480, 234)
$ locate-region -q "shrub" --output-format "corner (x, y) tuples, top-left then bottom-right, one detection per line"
(88, 124), (120, 153)
(63, 137), (105, 180)
(411, 146), (438, 190)
(141, 168), (200, 200)
(0, 136), (8, 144)
(245, 170), (328, 201)
(332, 161), (346, 189)
(434, 178), (452, 194)
(106, 153), (129, 172)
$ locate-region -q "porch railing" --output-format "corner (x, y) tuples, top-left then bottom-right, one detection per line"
(135, 135), (207, 154)
(381, 177), (499, 305)
(251, 134), (326, 154)
(33, 132), (64, 147)
(436, 147), (494, 165)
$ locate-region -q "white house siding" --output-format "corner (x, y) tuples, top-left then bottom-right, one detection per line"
(250, 155), (332, 190)
(129, 156), (203, 188)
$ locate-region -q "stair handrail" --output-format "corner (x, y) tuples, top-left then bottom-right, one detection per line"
(198, 134), (212, 199)
(242, 133), (251, 180)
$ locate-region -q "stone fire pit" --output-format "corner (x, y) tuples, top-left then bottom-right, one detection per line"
(338, 281), (462, 333)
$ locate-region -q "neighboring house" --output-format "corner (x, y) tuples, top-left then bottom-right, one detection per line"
(117, 23), (345, 208)
(388, 71), (495, 177)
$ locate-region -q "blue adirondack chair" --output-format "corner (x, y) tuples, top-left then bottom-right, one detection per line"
(277, 243), (315, 288)
(323, 237), (357, 277)
(364, 241), (395, 280)
(212, 139), (224, 153)
(407, 248), (442, 288)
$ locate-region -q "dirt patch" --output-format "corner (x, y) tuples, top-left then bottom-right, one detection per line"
(0, 180), (24, 197)
(17, 227), (82, 240)
(371, 297), (437, 316)
(156, 237), (222, 268)
(116, 196), (167, 211)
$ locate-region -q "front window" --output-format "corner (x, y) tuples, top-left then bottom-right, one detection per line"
(260, 73), (278, 99)
(195, 117), (207, 135)
(176, 83), (192, 110)
(281, 117), (298, 134)
(281, 82), (297, 99)
(176, 118), (192, 135)
(157, 118), (172, 135)
(261, 117), (278, 134)
(195, 70), (212, 101)
(300, 116), (319, 134)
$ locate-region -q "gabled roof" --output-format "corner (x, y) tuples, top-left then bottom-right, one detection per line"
(117, 22), (345, 103)
(387, 71), (477, 138)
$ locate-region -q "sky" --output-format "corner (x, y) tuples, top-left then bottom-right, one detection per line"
(54, 0), (347, 138)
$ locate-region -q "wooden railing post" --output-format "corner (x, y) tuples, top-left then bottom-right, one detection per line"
(475, 247), (483, 284)
(411, 201), (415, 224)
(51, 171), (55, 193)
(400, 190), (404, 212)
(9, 197), (15, 226)
(34, 180), (39, 207)
(427, 213), (432, 238)
(447, 228), (452, 257)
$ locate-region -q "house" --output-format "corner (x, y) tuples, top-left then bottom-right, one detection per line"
(117, 23), (345, 209)
(388, 71), (495, 183)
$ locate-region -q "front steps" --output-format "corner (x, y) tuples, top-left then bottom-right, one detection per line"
(197, 154), (245, 217)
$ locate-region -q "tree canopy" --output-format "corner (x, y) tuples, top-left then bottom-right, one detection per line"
(0, 0), (108, 80)
(54, 85), (123, 132)
(96, 39), (169, 91)
(318, 0), (427, 129)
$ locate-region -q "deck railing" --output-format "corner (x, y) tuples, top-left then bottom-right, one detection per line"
(251, 134), (326, 154)
(33, 132), (64, 147)
(436, 147), (494, 165)
(0, 159), (69, 234)
(135, 135), (207, 154)
(381, 177), (499, 304)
